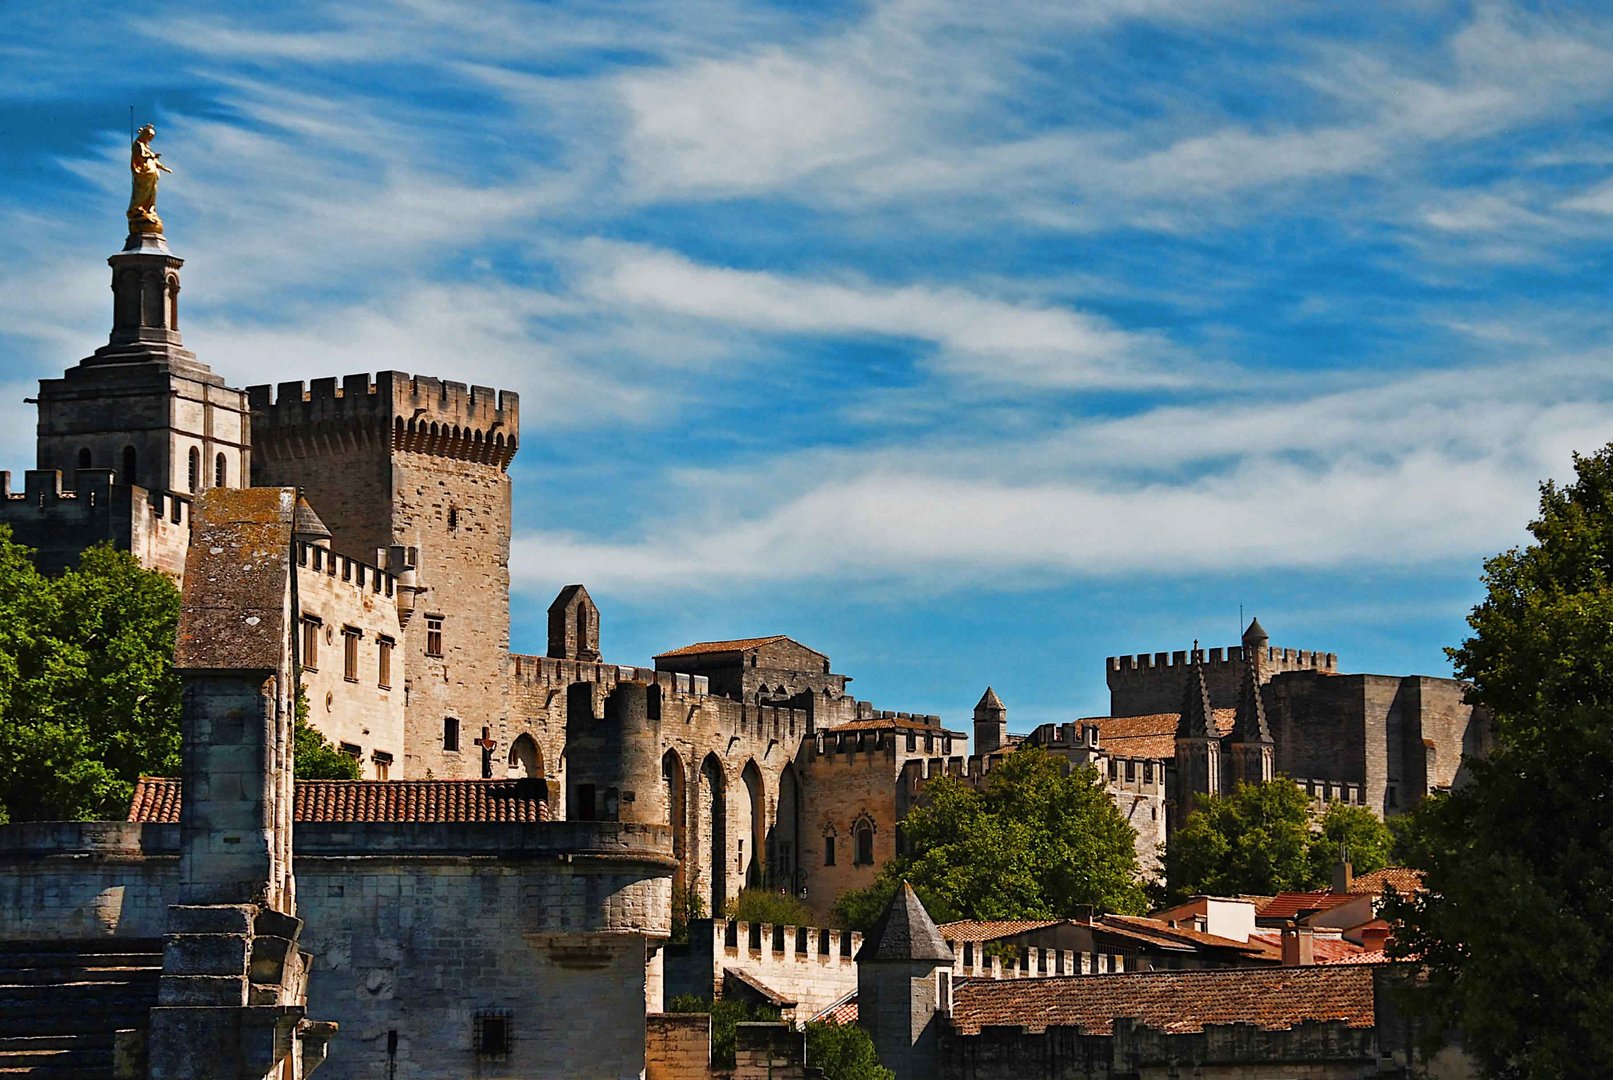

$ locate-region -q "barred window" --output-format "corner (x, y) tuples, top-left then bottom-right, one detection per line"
(473, 1010), (512, 1058)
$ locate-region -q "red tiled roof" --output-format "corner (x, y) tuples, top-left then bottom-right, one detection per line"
(1321, 949), (1392, 965)
(1100, 916), (1266, 954)
(1246, 931), (1367, 964)
(1351, 867), (1424, 896)
(949, 964), (1377, 1035)
(655, 636), (793, 658)
(128, 776), (549, 824)
(812, 991), (858, 1026)
(939, 920), (1061, 943)
(1076, 709), (1237, 759)
(827, 717), (963, 736)
(1256, 891), (1365, 920)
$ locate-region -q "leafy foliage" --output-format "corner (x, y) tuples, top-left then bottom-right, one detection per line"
(292, 690), (362, 780)
(1385, 447), (1613, 1079)
(670, 882), (707, 944)
(0, 534), (182, 821)
(1164, 779), (1392, 901)
(665, 995), (779, 1069)
(726, 887), (813, 926)
(804, 1021), (894, 1080)
(832, 748), (1146, 930)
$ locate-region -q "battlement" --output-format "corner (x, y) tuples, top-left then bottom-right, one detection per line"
(510, 653), (711, 698)
(1106, 645), (1338, 674)
(1293, 777), (1366, 806)
(295, 541), (396, 598)
(247, 371), (519, 467)
(0, 470), (190, 578)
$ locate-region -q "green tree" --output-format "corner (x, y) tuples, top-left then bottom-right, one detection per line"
(726, 887), (813, 926)
(1386, 447), (1613, 1079)
(291, 690), (362, 780)
(1164, 779), (1393, 902)
(804, 1021), (894, 1080)
(832, 748), (1146, 930)
(0, 535), (182, 821)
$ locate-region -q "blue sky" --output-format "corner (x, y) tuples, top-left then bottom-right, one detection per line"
(5, 2), (1613, 729)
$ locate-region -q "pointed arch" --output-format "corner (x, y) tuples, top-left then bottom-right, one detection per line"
(663, 749), (688, 901)
(508, 733), (543, 778)
(739, 760), (765, 890)
(699, 754), (727, 916)
(770, 762), (801, 893)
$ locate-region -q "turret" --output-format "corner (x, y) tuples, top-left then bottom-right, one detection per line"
(972, 687), (1007, 755)
(1225, 650), (1274, 787)
(565, 680), (664, 824)
(1174, 646), (1220, 819)
(855, 882), (953, 1080)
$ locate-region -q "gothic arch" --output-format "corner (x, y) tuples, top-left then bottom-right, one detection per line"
(663, 749), (688, 901)
(770, 763), (801, 893)
(508, 733), (543, 778)
(699, 754), (726, 916)
(738, 760), (765, 890)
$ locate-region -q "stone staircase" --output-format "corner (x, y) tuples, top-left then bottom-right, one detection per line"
(0, 940), (161, 1079)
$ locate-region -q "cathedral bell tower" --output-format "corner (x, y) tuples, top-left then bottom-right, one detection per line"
(34, 129), (249, 497)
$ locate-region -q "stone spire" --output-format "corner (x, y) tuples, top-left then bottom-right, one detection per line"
(972, 686), (1008, 755)
(1242, 616), (1269, 667)
(856, 881), (953, 964)
(1227, 653), (1273, 745)
(1176, 647), (1216, 739)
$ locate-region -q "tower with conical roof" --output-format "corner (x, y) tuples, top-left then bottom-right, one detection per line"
(972, 686), (1007, 755)
(1173, 645), (1221, 819)
(856, 882), (953, 1080)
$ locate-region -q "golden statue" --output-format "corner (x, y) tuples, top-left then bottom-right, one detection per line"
(127, 123), (173, 234)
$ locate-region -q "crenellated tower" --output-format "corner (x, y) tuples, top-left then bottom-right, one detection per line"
(246, 372), (519, 778)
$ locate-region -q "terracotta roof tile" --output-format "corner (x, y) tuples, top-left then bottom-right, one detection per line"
(1256, 891), (1365, 920)
(1320, 949), (1392, 965)
(826, 718), (962, 735)
(128, 776), (549, 824)
(811, 991), (858, 1026)
(949, 964), (1377, 1035)
(939, 920), (1061, 943)
(654, 636), (792, 658)
(1247, 931), (1366, 964)
(1100, 916), (1266, 954)
(1076, 710), (1237, 759)
(1351, 867), (1424, 895)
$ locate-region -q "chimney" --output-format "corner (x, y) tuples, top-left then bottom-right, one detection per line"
(1331, 845), (1354, 894)
(1357, 923), (1391, 952)
(1280, 922), (1314, 966)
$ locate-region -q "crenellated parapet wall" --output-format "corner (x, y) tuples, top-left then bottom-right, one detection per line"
(1106, 642), (1339, 717)
(664, 918), (862, 1020)
(0, 469), (190, 578)
(247, 371), (519, 468)
(1294, 776), (1367, 807)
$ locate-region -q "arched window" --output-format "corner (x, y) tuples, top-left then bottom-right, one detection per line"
(77, 448), (91, 470)
(187, 448), (200, 492)
(121, 446), (137, 486)
(852, 815), (875, 867)
(214, 452), (227, 487)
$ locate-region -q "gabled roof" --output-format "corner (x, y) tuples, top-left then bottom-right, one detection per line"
(1077, 711), (1236, 759)
(949, 964), (1378, 1035)
(939, 919), (1061, 944)
(810, 990), (858, 1026)
(128, 776), (549, 824)
(1255, 891), (1366, 921)
(1177, 655), (1216, 739)
(1099, 915), (1267, 955)
(1245, 931), (1369, 964)
(1351, 867), (1424, 895)
(655, 635), (823, 660)
(548, 583), (591, 612)
(856, 882), (954, 963)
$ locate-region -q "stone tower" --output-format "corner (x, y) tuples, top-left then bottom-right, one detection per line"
(855, 882), (953, 1080)
(549, 583), (602, 662)
(1225, 645), (1275, 787)
(565, 680), (665, 824)
(972, 686), (1007, 755)
(34, 231), (249, 496)
(1173, 649), (1221, 819)
(245, 372), (518, 778)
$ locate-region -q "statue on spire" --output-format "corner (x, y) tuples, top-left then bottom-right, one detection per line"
(126, 123), (173, 235)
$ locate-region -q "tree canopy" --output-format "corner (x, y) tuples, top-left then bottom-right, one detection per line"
(832, 747), (1147, 930)
(1163, 778), (1392, 902)
(1386, 446), (1613, 1079)
(0, 532), (183, 821)
(0, 528), (363, 821)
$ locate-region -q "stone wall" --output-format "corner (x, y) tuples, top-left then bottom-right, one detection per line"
(0, 819), (674, 1080)
(647, 1013), (712, 1080)
(294, 542), (406, 778)
(1107, 645), (1338, 718)
(0, 470), (190, 579)
(939, 1018), (1383, 1079)
(664, 919), (861, 1019)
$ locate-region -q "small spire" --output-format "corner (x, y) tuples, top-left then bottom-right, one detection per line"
(1242, 617), (1269, 646)
(855, 882), (953, 963)
(974, 686), (1005, 713)
(1177, 650), (1215, 738)
(1227, 652), (1272, 744)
